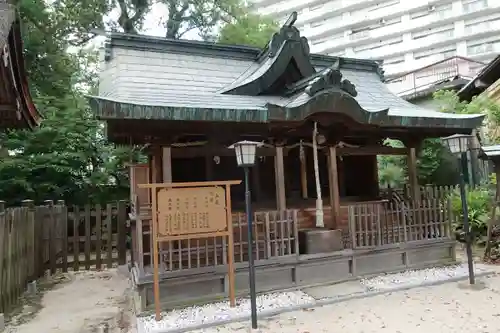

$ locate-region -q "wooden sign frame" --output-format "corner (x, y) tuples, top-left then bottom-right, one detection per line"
(138, 180), (241, 321)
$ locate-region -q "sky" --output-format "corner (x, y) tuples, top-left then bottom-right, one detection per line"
(107, 2), (201, 40)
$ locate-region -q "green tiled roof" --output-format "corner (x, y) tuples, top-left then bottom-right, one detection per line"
(90, 11), (484, 131)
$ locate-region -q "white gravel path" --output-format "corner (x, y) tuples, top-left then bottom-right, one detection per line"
(137, 291), (314, 333)
(192, 268), (500, 333)
(360, 263), (491, 291)
(138, 263), (496, 333)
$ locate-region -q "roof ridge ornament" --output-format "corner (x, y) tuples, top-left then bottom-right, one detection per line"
(305, 63), (358, 97)
(267, 11), (310, 58)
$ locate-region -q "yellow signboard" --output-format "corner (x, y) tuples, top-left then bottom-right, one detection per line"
(157, 186), (226, 236)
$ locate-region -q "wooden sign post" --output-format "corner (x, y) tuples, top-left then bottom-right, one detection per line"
(138, 181), (241, 321)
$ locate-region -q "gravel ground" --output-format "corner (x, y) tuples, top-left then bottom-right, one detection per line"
(138, 292), (315, 333)
(138, 263), (496, 333)
(192, 269), (500, 333)
(360, 263), (491, 291)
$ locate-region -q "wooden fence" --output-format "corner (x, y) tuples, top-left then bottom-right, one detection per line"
(0, 200), (128, 314)
(348, 199), (453, 249)
(132, 209), (299, 273)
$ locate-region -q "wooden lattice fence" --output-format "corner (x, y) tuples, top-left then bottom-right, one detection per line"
(0, 200), (129, 314)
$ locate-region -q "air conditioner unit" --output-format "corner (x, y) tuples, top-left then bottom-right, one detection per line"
(428, 5), (436, 11)
(379, 18), (386, 24)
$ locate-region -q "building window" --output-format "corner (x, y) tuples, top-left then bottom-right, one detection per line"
(384, 56), (405, 65)
(465, 16), (500, 35)
(410, 9), (429, 19)
(311, 33), (344, 45)
(414, 47), (456, 60)
(412, 25), (454, 40)
(309, 2), (325, 11)
(353, 36), (403, 53)
(389, 77), (404, 83)
(443, 49), (456, 58)
(434, 4), (453, 19)
(349, 28), (370, 41)
(462, 0), (488, 13)
(368, 0), (400, 12)
(310, 21), (324, 28)
(467, 40), (499, 55)
(329, 51), (345, 57)
(377, 16), (402, 27)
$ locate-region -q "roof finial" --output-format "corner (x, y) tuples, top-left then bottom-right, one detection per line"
(284, 11), (298, 27)
(266, 11), (308, 58)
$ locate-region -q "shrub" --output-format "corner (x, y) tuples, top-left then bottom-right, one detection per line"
(450, 185), (491, 244)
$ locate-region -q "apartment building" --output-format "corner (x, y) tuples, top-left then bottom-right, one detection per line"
(252, 0), (500, 93)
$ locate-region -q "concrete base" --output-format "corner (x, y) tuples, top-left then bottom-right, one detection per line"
(132, 240), (457, 313)
(457, 280), (488, 290)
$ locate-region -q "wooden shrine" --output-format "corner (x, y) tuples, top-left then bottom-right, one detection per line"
(90, 12), (484, 311)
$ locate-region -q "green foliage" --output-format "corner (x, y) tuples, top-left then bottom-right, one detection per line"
(417, 138), (459, 185)
(450, 186), (491, 243)
(112, 0), (248, 40)
(434, 89), (500, 143)
(0, 0), (146, 205)
(2, 0), (268, 206)
(218, 13), (279, 48)
(378, 140), (405, 188)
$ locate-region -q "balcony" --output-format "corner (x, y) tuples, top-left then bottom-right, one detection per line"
(311, 0), (500, 55)
(462, 0), (488, 14)
(385, 56), (485, 98)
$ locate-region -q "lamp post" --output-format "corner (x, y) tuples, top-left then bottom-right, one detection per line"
(229, 140), (262, 329)
(442, 134), (475, 285)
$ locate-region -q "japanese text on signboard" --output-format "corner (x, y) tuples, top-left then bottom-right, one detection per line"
(156, 186), (226, 236)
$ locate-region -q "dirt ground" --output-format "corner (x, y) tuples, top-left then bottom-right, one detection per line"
(4, 269), (135, 333)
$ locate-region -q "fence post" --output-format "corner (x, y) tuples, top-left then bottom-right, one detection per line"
(57, 201), (69, 273)
(0, 201), (5, 313)
(43, 200), (56, 276)
(21, 200), (35, 281)
(117, 200), (128, 266)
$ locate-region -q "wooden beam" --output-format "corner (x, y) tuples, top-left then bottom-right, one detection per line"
(274, 146), (286, 211)
(171, 146), (276, 158)
(152, 147), (162, 183)
(328, 146), (340, 229)
(300, 149), (308, 199)
(252, 161), (262, 202)
(337, 146), (408, 156)
(162, 146), (172, 182)
(205, 155), (214, 181)
(407, 148), (420, 202)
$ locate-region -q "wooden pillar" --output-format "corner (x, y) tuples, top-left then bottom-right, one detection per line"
(205, 155), (214, 180)
(468, 129), (480, 186)
(407, 147), (420, 202)
(328, 146), (340, 229)
(495, 163), (500, 200)
(274, 146), (286, 211)
(162, 146), (172, 183)
(252, 160), (262, 202)
(300, 148), (308, 199)
(150, 146), (163, 183)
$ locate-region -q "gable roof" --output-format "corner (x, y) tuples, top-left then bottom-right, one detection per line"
(89, 12), (484, 131)
(0, 8), (41, 130)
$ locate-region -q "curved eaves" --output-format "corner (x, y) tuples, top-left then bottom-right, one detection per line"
(9, 20), (42, 129)
(267, 89), (388, 125)
(267, 89), (485, 130)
